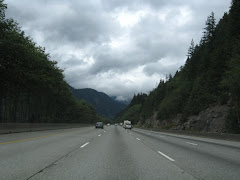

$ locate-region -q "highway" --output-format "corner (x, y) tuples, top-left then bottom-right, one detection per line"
(0, 126), (240, 180)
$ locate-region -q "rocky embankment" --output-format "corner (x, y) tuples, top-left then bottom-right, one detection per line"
(138, 104), (229, 133)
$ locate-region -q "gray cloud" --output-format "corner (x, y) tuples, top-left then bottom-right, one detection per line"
(6, 0), (231, 100)
(143, 59), (182, 76)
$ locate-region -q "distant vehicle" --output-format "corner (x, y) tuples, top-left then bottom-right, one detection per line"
(120, 123), (123, 126)
(114, 123), (117, 126)
(107, 123), (110, 126)
(96, 122), (103, 129)
(123, 120), (132, 129)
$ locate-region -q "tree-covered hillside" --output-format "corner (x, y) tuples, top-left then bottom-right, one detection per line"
(70, 87), (126, 120)
(115, 0), (240, 133)
(0, 1), (98, 124)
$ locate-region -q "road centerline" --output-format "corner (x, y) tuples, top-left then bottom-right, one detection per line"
(158, 151), (175, 162)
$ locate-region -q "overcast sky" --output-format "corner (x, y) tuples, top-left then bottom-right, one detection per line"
(6, 0), (231, 101)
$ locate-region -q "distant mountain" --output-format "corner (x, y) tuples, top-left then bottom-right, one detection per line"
(69, 87), (127, 119)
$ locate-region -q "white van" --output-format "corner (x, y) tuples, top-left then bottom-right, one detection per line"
(123, 120), (132, 129)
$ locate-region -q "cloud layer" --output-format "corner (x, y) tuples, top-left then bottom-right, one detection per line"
(6, 0), (231, 100)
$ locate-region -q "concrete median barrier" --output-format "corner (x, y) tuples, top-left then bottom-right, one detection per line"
(0, 123), (92, 134)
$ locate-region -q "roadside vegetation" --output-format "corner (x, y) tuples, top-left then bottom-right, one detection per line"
(0, 0), (99, 124)
(115, 0), (240, 133)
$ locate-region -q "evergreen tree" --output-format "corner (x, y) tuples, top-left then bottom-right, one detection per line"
(115, 1), (240, 133)
(187, 39), (195, 58)
(202, 12), (216, 44)
(0, 0), (98, 124)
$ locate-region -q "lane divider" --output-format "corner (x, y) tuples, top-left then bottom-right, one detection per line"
(136, 138), (140, 141)
(80, 142), (89, 148)
(98, 134), (101, 137)
(186, 142), (198, 146)
(158, 151), (175, 162)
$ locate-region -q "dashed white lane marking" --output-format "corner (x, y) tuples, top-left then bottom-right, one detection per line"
(98, 134), (101, 137)
(158, 151), (175, 162)
(136, 138), (140, 141)
(186, 142), (198, 146)
(80, 142), (89, 148)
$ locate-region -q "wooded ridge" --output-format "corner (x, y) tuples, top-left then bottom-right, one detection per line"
(0, 1), (99, 124)
(115, 0), (240, 134)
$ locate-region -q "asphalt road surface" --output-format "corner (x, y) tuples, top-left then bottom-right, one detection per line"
(0, 126), (240, 180)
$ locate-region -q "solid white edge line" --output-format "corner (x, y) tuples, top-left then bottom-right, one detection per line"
(136, 129), (165, 137)
(98, 134), (101, 136)
(136, 138), (140, 141)
(158, 151), (175, 162)
(186, 142), (198, 146)
(80, 142), (89, 148)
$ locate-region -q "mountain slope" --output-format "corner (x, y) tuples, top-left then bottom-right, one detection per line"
(115, 1), (240, 133)
(70, 87), (126, 119)
(0, 1), (97, 124)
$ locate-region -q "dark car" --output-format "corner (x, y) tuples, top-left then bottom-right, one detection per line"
(95, 122), (103, 129)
